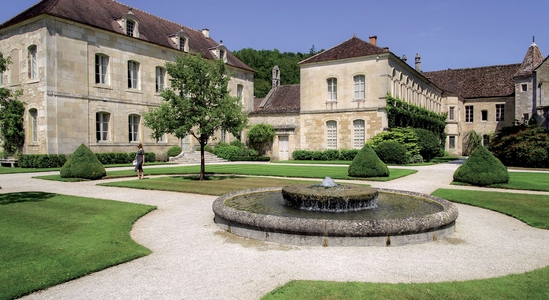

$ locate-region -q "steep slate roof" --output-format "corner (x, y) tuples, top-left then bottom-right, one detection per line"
(514, 42), (544, 77)
(250, 84), (300, 114)
(0, 0), (254, 72)
(424, 64), (520, 99)
(299, 36), (390, 65)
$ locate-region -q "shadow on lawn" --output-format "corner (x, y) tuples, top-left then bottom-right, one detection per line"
(0, 192), (55, 205)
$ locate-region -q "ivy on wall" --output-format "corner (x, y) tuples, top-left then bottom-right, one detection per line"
(386, 94), (447, 145)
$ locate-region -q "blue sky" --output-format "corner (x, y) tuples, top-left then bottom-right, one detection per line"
(1, 0), (548, 71)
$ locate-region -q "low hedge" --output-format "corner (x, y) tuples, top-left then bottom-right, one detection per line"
(292, 149), (360, 161)
(18, 151), (156, 168)
(230, 156), (271, 162)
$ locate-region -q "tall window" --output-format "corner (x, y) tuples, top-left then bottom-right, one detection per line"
(481, 110), (488, 121)
(449, 107), (455, 120)
(353, 119), (365, 149)
(128, 61), (139, 89)
(10, 49), (20, 84)
(353, 75), (365, 99)
(128, 115), (140, 142)
(221, 130), (226, 143)
(29, 109), (37, 142)
(483, 134), (490, 146)
(465, 106), (474, 123)
(179, 37), (186, 51)
(28, 45), (37, 80)
(96, 112), (110, 142)
(155, 67), (165, 93)
(237, 84), (243, 105)
(327, 78), (337, 101)
(95, 54), (109, 84)
(219, 49), (225, 61)
(0, 71), (3, 86)
(496, 104), (505, 121)
(326, 120), (337, 149)
(126, 20), (135, 36)
(449, 136), (456, 148)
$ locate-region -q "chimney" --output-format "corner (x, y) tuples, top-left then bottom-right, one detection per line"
(415, 53), (421, 71)
(202, 28), (210, 39)
(402, 54), (407, 63)
(369, 35), (377, 46)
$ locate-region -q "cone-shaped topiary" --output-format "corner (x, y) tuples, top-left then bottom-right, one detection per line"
(60, 144), (106, 180)
(453, 145), (508, 186)
(348, 144), (390, 177)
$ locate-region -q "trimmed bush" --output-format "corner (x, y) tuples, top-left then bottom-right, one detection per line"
(413, 128), (441, 161)
(374, 141), (408, 164)
(348, 144), (389, 177)
(453, 146), (509, 186)
(18, 154), (66, 168)
(339, 149), (359, 161)
(213, 144), (242, 160)
(60, 144), (106, 180)
(167, 146), (182, 158)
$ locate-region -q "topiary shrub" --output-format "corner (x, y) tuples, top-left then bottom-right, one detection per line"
(167, 146), (182, 158)
(348, 144), (389, 177)
(374, 140), (408, 164)
(60, 144), (106, 180)
(453, 146), (508, 186)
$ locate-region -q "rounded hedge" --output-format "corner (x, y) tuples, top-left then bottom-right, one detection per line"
(374, 140), (408, 164)
(60, 144), (106, 180)
(167, 146), (182, 158)
(348, 144), (389, 177)
(453, 146), (508, 186)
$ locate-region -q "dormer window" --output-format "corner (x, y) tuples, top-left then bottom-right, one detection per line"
(126, 20), (135, 36)
(179, 37), (186, 51)
(170, 28), (189, 52)
(216, 42), (228, 63)
(117, 9), (140, 38)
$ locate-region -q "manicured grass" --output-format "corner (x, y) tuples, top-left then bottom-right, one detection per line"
(0, 192), (156, 300)
(262, 268), (549, 300)
(453, 171), (549, 192)
(431, 188), (549, 229)
(36, 164), (417, 182)
(99, 176), (334, 196)
(272, 156), (461, 166)
(0, 166), (61, 174)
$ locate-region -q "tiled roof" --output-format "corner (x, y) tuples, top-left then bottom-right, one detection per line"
(424, 64), (520, 99)
(0, 0), (254, 72)
(250, 84), (300, 114)
(299, 36), (389, 65)
(514, 42), (544, 77)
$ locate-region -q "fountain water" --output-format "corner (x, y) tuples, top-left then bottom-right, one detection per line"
(212, 177), (458, 247)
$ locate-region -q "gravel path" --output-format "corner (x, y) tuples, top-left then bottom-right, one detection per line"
(2, 161), (549, 300)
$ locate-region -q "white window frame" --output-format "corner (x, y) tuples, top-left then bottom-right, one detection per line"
(29, 108), (37, 143)
(352, 119), (365, 149)
(353, 75), (365, 100)
(495, 104), (505, 122)
(449, 107), (455, 120)
(28, 45), (37, 80)
(128, 61), (139, 89)
(128, 114), (140, 142)
(126, 20), (135, 37)
(95, 54), (109, 85)
(326, 120), (337, 149)
(465, 106), (474, 123)
(96, 112), (110, 142)
(327, 78), (337, 101)
(155, 66), (165, 93)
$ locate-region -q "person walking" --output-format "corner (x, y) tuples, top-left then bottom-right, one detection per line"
(135, 143), (145, 179)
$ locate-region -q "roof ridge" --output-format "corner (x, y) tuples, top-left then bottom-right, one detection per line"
(299, 36), (357, 64)
(111, 0), (201, 34)
(425, 63), (521, 73)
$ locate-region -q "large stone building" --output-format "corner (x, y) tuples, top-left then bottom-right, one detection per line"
(250, 36), (548, 159)
(0, 0), (254, 160)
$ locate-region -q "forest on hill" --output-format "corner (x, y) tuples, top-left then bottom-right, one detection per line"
(232, 47), (321, 98)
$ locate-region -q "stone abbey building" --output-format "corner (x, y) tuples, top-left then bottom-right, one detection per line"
(1, 0), (548, 160)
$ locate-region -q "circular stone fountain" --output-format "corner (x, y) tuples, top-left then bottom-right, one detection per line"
(212, 178), (458, 247)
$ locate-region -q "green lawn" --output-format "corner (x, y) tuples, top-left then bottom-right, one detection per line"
(453, 171), (549, 192)
(0, 192), (156, 300)
(99, 176), (340, 196)
(36, 164), (417, 182)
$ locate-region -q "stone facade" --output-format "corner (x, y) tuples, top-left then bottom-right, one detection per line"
(0, 0), (254, 160)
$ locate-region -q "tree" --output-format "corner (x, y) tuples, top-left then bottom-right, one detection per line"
(463, 130), (482, 156)
(143, 52), (248, 180)
(0, 53), (25, 156)
(247, 123), (275, 155)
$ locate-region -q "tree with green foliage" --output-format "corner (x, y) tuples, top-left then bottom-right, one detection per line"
(143, 52), (248, 180)
(413, 128), (442, 161)
(489, 124), (549, 167)
(367, 127), (420, 162)
(348, 144), (389, 177)
(60, 144), (106, 180)
(374, 140), (408, 164)
(247, 123), (275, 155)
(463, 130), (483, 156)
(453, 145), (508, 186)
(0, 53), (25, 156)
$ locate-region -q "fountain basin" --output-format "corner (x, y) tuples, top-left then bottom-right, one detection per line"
(282, 184), (378, 212)
(212, 187), (458, 247)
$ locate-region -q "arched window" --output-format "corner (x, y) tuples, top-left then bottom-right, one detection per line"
(95, 54), (109, 84)
(127, 60), (140, 89)
(28, 45), (37, 80)
(327, 78), (337, 101)
(326, 120), (337, 149)
(29, 108), (38, 143)
(155, 66), (165, 93)
(353, 75), (365, 100)
(96, 112), (110, 142)
(128, 114), (140, 142)
(353, 119), (365, 149)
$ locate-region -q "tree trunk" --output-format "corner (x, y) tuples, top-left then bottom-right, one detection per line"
(199, 134), (207, 180)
